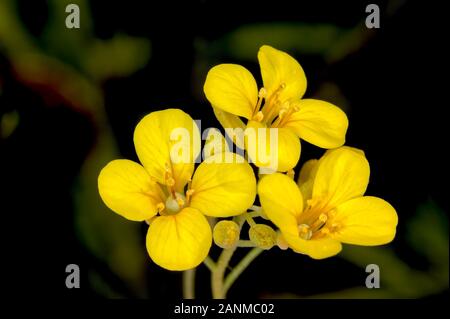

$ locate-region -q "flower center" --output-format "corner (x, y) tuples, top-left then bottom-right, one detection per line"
(252, 83), (299, 127)
(297, 198), (340, 240)
(164, 192), (186, 215)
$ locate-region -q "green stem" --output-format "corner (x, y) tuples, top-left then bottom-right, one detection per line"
(203, 256), (216, 272)
(237, 240), (256, 247)
(182, 268), (196, 299)
(211, 246), (237, 299)
(223, 248), (263, 295)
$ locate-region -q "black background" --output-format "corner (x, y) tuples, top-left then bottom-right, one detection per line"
(0, 0), (447, 299)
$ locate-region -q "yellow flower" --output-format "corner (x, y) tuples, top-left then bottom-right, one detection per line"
(204, 45), (348, 172)
(258, 146), (398, 259)
(98, 109), (256, 271)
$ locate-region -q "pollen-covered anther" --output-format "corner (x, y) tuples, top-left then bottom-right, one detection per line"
(185, 189), (195, 204)
(156, 202), (165, 213)
(166, 177), (175, 187)
(298, 224), (312, 240)
(252, 111), (264, 122)
(258, 87), (267, 98)
(176, 196), (185, 207)
(278, 108), (288, 119)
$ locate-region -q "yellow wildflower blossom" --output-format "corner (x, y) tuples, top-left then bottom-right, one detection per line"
(258, 146), (398, 259)
(98, 109), (256, 270)
(204, 45), (348, 172)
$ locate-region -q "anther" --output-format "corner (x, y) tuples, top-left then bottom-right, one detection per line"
(278, 108), (287, 119)
(319, 213), (328, 223)
(258, 87), (267, 98)
(167, 177), (175, 187)
(186, 189), (195, 197)
(176, 197), (185, 207)
(252, 111), (264, 122)
(156, 202), (165, 213)
(298, 224), (312, 240)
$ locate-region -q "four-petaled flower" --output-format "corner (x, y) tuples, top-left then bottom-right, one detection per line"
(258, 146), (398, 259)
(204, 45), (348, 172)
(98, 109), (256, 270)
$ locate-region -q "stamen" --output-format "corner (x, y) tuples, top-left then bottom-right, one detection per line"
(253, 88), (267, 116)
(298, 224), (312, 240)
(262, 83), (286, 124)
(258, 87), (267, 98)
(273, 103), (299, 128)
(176, 196), (185, 207)
(156, 202), (165, 213)
(166, 177), (175, 187)
(186, 189), (195, 204)
(309, 213), (328, 232)
(278, 108), (288, 119)
(163, 163), (177, 198)
(252, 111), (264, 122)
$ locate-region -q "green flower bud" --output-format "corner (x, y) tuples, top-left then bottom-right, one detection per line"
(213, 220), (240, 249)
(249, 224), (277, 250)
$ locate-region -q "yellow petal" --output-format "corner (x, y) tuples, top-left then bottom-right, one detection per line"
(258, 173), (302, 234)
(134, 109), (200, 192)
(213, 107), (246, 149)
(297, 159), (319, 203)
(284, 99), (348, 148)
(204, 64), (258, 119)
(313, 146), (370, 208)
(146, 207), (212, 271)
(190, 152), (256, 217)
(331, 196), (398, 246)
(202, 128), (230, 159)
(245, 121), (300, 172)
(258, 45), (307, 105)
(213, 107), (246, 130)
(283, 232), (342, 259)
(98, 159), (165, 221)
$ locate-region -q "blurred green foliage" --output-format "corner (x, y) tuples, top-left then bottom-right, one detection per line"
(0, 110), (20, 139)
(196, 22), (374, 64)
(312, 201), (447, 298)
(0, 0), (151, 297)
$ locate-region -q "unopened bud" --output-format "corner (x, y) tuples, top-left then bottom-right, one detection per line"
(213, 220), (240, 249)
(249, 224), (277, 250)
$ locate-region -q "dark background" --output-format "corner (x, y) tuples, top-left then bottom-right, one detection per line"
(0, 0), (447, 298)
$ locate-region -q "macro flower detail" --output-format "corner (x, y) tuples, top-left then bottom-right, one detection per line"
(258, 146), (398, 259)
(204, 45), (348, 172)
(98, 109), (256, 271)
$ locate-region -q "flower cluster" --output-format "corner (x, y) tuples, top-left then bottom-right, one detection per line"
(98, 45), (398, 272)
